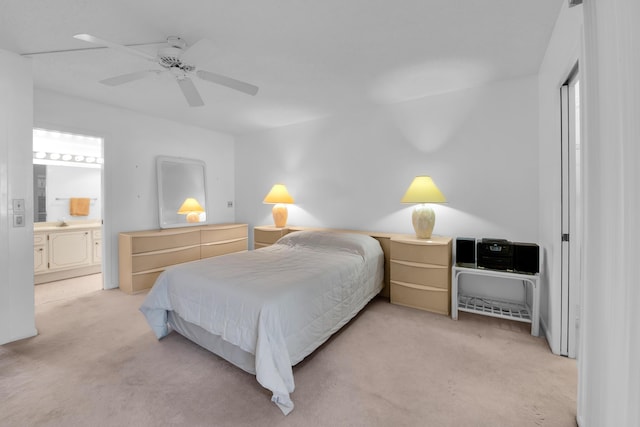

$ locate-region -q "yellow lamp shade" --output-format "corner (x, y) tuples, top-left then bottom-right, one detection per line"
(263, 184), (294, 227)
(263, 184), (294, 204)
(177, 197), (204, 213)
(400, 176), (446, 203)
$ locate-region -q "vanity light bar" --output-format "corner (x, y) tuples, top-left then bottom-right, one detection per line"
(32, 151), (104, 164)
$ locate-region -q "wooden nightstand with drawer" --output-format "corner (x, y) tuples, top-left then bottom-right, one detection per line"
(253, 225), (289, 249)
(390, 235), (452, 315)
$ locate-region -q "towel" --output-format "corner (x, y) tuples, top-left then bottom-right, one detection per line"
(69, 198), (90, 216)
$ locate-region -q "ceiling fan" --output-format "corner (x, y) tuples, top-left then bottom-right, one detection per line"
(73, 34), (259, 107)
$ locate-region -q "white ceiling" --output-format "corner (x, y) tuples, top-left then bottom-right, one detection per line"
(0, 0), (562, 135)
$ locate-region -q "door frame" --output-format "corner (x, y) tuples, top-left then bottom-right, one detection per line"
(560, 63), (582, 358)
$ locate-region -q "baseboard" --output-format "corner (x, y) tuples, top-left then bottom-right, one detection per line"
(35, 265), (101, 285)
(539, 315), (560, 355)
(0, 327), (37, 345)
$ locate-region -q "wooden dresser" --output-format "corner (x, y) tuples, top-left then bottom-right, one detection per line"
(390, 235), (452, 315)
(118, 223), (248, 294)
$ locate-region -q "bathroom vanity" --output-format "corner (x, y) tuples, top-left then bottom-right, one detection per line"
(34, 221), (102, 284)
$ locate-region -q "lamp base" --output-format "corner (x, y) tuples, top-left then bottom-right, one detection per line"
(412, 204), (435, 239)
(272, 204), (288, 227)
(185, 212), (201, 223)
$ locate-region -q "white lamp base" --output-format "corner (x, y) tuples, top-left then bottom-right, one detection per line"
(272, 204), (288, 227)
(412, 204), (435, 239)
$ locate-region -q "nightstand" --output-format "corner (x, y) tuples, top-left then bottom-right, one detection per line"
(253, 225), (289, 249)
(390, 235), (453, 315)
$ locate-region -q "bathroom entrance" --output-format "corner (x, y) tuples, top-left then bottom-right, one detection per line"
(32, 128), (104, 291)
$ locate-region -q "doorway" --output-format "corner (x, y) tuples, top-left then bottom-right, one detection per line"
(560, 65), (581, 358)
(32, 128), (104, 291)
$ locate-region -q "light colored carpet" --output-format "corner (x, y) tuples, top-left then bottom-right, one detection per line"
(34, 273), (103, 306)
(1, 280), (577, 426)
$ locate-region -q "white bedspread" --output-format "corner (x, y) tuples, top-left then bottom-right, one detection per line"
(139, 230), (384, 415)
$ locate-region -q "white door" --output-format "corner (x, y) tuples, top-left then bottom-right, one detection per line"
(560, 67), (582, 358)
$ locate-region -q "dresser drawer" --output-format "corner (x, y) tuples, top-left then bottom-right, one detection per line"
(132, 230), (200, 254)
(34, 233), (47, 245)
(131, 271), (163, 293)
(201, 225), (248, 244)
(201, 239), (247, 258)
(132, 246), (200, 272)
(390, 239), (450, 265)
(391, 281), (449, 315)
(390, 260), (449, 289)
(254, 227), (288, 245)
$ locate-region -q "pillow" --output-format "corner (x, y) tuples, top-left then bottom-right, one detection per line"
(274, 230), (380, 259)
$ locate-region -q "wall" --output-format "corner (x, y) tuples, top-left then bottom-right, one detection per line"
(0, 50), (37, 345)
(537, 2), (583, 354)
(34, 89), (236, 290)
(45, 165), (102, 222)
(236, 76), (539, 253)
(578, 0), (640, 425)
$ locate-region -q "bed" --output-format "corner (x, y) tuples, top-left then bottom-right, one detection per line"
(139, 229), (385, 414)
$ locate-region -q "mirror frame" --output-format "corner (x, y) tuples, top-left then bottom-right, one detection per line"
(157, 155), (207, 229)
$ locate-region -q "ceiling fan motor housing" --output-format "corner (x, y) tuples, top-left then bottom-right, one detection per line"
(158, 42), (194, 72)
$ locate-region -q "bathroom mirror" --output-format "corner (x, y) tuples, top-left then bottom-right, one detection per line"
(157, 156), (207, 229)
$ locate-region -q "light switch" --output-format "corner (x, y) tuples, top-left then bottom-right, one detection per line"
(13, 214), (25, 227)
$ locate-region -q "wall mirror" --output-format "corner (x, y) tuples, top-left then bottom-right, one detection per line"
(157, 156), (207, 229)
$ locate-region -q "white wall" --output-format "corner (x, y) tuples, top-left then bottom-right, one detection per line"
(45, 165), (102, 222)
(537, 2), (583, 354)
(0, 50), (37, 345)
(34, 89), (236, 290)
(578, 1), (640, 425)
(236, 76), (539, 249)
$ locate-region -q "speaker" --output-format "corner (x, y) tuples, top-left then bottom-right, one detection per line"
(513, 242), (540, 274)
(477, 239), (513, 271)
(456, 237), (476, 267)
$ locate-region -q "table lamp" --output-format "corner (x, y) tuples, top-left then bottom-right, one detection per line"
(263, 184), (294, 227)
(178, 197), (205, 223)
(401, 176), (446, 239)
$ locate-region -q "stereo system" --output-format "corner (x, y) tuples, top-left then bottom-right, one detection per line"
(455, 237), (539, 274)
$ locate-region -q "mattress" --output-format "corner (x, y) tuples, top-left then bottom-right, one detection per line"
(140, 230), (384, 414)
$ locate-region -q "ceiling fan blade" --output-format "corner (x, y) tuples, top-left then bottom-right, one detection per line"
(100, 70), (160, 86)
(196, 70), (259, 96)
(180, 38), (217, 65)
(74, 33), (156, 61)
(176, 77), (204, 107)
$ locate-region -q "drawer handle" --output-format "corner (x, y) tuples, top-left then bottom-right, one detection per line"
(391, 280), (446, 292)
(391, 259), (446, 269)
